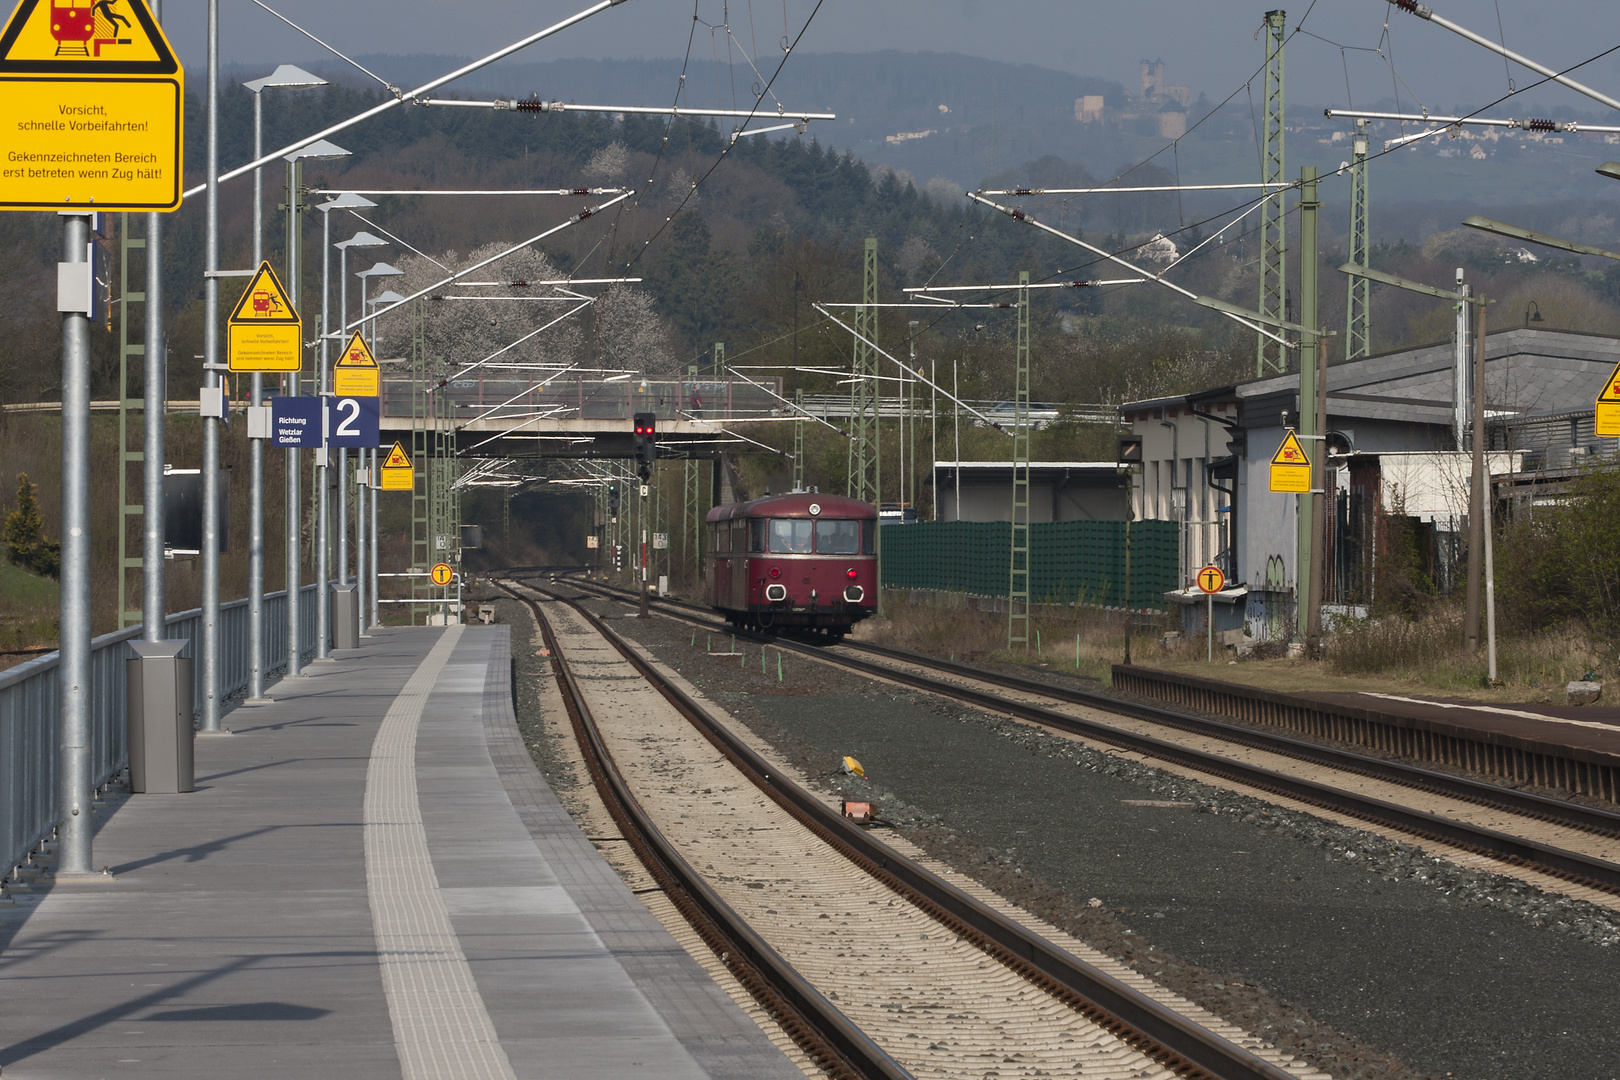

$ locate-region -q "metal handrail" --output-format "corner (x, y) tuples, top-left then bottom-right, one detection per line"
(0, 585), (318, 881)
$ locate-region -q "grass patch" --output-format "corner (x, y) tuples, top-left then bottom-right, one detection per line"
(0, 557), (58, 667)
(849, 589), (1148, 682)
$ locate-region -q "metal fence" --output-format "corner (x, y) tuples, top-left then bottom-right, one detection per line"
(0, 585), (318, 881)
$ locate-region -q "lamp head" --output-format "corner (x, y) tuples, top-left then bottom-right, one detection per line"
(373, 290), (408, 304)
(244, 64), (326, 93)
(320, 193), (377, 212)
(339, 231), (389, 250)
(285, 139), (351, 163)
(358, 262), (404, 279)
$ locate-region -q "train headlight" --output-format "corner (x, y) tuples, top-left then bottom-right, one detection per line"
(765, 583), (788, 602)
(846, 567), (858, 579)
(843, 584), (864, 603)
(769, 566), (781, 578)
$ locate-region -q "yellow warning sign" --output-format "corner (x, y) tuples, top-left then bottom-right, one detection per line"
(1195, 564), (1226, 594)
(1596, 361), (1620, 437)
(430, 562), (453, 587)
(380, 441), (412, 491)
(333, 332), (380, 397)
(0, 0), (183, 211)
(228, 261), (301, 372)
(1268, 429), (1312, 494)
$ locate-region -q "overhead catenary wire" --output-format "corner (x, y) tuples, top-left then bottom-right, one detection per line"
(418, 99), (833, 121)
(181, 0), (622, 200)
(248, 0), (400, 95)
(334, 191), (634, 339)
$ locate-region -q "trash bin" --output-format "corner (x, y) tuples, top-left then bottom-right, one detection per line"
(331, 584), (359, 650)
(126, 639), (194, 794)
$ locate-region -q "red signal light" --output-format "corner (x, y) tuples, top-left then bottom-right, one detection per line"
(769, 567), (781, 578)
(847, 568), (858, 579)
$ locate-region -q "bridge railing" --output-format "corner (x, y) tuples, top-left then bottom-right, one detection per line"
(380, 374), (785, 423)
(0, 585), (318, 882)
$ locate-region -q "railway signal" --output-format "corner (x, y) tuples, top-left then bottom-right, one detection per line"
(633, 412), (657, 479)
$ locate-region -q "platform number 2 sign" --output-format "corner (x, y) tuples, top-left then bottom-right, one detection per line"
(325, 396), (379, 448)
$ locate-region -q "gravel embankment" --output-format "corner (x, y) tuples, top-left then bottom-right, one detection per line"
(573, 600), (1620, 1080)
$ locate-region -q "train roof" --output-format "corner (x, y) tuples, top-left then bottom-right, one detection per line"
(706, 492), (876, 523)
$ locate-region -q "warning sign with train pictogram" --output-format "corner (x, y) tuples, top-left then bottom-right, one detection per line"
(379, 441), (413, 491)
(1268, 429), (1312, 494)
(0, 0), (183, 210)
(1595, 360), (1620, 437)
(333, 331), (380, 397)
(227, 261), (302, 372)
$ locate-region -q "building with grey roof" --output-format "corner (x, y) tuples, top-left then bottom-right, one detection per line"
(1120, 327), (1618, 638)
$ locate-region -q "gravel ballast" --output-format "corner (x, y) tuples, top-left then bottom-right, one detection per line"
(582, 601), (1620, 1080)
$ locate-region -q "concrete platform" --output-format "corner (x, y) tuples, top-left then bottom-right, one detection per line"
(0, 625), (798, 1080)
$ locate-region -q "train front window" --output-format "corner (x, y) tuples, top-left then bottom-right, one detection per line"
(814, 519), (860, 554)
(749, 519), (768, 552)
(861, 519), (875, 554)
(768, 518), (813, 553)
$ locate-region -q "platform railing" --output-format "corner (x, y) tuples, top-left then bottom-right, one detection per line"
(0, 585), (318, 882)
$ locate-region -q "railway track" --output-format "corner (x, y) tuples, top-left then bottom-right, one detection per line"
(500, 580), (1313, 1080)
(547, 575), (1620, 898)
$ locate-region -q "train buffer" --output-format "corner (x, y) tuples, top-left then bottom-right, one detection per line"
(0, 625), (800, 1079)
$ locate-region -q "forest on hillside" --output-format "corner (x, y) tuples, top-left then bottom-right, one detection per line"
(2, 80), (1619, 418)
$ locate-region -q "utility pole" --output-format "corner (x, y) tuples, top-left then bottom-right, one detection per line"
(793, 388), (805, 491)
(57, 211), (94, 877)
(1344, 119), (1371, 360)
(1298, 166), (1325, 651)
(199, 0), (222, 731)
(848, 238), (880, 505)
(1009, 271), (1031, 652)
(1258, 9), (1287, 377)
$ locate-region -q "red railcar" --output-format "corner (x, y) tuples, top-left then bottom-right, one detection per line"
(704, 493), (878, 637)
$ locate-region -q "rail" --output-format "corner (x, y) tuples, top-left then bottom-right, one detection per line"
(521, 580), (1300, 1080)
(514, 585), (910, 1079)
(553, 576), (1620, 892)
(0, 585), (319, 881)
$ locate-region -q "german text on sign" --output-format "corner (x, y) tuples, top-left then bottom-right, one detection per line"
(0, 0), (184, 211)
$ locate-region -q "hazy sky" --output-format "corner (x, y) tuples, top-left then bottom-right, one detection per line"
(155, 0), (1620, 118)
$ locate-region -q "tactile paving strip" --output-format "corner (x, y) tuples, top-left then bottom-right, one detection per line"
(363, 625), (518, 1080)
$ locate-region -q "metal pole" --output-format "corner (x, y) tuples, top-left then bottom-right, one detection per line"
(57, 212), (94, 876)
(285, 157), (303, 677)
(198, 0), (222, 732)
(337, 244), (349, 590)
(1460, 277), (1481, 653)
(1207, 591), (1213, 662)
(246, 89), (267, 702)
(369, 420), (379, 630)
(314, 206), (332, 659)
(142, 207), (165, 642)
(952, 356), (960, 520)
(1476, 299), (1496, 677)
(1299, 166), (1323, 651)
(930, 357), (938, 520)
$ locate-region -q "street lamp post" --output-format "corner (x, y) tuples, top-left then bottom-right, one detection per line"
(310, 186), (359, 661)
(281, 139), (349, 681)
(337, 232), (388, 633)
(360, 276), (407, 632)
(242, 64), (326, 703)
(326, 216), (380, 602)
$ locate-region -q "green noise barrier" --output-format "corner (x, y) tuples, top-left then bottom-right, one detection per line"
(879, 520), (1179, 609)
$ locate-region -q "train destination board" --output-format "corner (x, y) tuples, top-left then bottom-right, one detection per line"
(0, 0), (183, 211)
